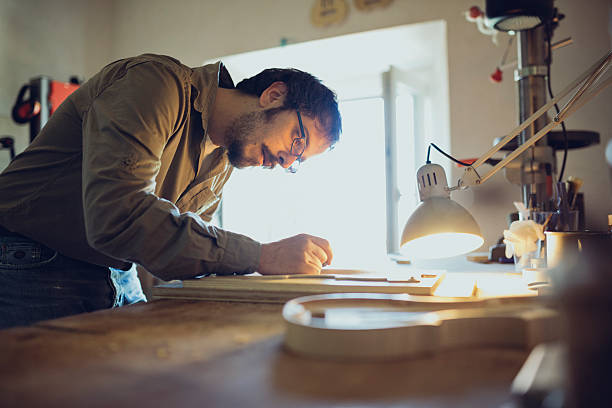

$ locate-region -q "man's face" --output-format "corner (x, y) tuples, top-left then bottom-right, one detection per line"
(225, 108), (331, 171)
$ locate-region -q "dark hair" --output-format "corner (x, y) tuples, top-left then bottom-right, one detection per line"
(235, 68), (342, 145)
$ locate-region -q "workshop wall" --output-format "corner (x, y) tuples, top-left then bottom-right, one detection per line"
(2, 0), (610, 250)
(0, 0), (113, 170)
(106, 0), (612, 247)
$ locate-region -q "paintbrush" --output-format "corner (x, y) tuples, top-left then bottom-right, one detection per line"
(542, 212), (555, 230)
(567, 176), (583, 210)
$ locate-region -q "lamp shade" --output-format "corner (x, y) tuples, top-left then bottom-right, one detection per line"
(400, 197), (484, 259)
(400, 163), (484, 260)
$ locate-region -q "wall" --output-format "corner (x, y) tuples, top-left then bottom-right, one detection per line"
(109, 0), (612, 247)
(0, 0), (114, 170)
(2, 0), (611, 250)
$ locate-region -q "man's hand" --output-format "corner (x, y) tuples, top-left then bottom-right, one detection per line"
(258, 234), (333, 275)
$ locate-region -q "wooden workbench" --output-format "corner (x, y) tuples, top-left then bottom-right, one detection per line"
(0, 298), (530, 407)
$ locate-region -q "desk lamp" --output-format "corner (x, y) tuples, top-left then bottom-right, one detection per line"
(401, 50), (611, 260)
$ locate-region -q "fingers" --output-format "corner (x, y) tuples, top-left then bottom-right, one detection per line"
(305, 254), (323, 274)
(300, 234), (333, 274)
(310, 244), (329, 267)
(308, 235), (333, 266)
(257, 234), (333, 276)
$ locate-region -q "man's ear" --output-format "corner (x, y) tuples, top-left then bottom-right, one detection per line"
(259, 81), (288, 108)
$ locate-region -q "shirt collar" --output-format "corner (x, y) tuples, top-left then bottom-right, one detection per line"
(190, 61), (234, 114)
(190, 62), (234, 160)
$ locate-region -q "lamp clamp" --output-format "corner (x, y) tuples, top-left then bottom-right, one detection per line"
(458, 166), (483, 188)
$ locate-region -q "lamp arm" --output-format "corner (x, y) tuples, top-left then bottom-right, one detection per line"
(459, 50), (611, 188)
(555, 51), (611, 122)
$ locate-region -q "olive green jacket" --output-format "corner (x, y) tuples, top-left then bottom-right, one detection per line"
(0, 54), (260, 280)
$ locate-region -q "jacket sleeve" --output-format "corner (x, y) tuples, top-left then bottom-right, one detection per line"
(81, 61), (260, 280)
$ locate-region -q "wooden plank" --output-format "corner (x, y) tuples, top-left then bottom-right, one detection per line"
(153, 269), (446, 302)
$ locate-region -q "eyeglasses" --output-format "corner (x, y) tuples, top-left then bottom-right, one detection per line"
(286, 109), (307, 173)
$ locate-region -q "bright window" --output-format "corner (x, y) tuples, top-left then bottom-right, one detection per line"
(210, 21), (450, 268)
(221, 97), (389, 267)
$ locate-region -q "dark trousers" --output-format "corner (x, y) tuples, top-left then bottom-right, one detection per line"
(0, 229), (117, 329)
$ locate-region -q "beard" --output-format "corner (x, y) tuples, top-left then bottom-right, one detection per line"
(225, 108), (284, 169)
(225, 110), (265, 168)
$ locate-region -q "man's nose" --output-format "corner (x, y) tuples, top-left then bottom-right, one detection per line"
(277, 151), (298, 169)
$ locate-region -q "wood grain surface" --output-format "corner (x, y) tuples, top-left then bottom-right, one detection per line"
(0, 298), (531, 408)
(153, 270), (447, 303)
